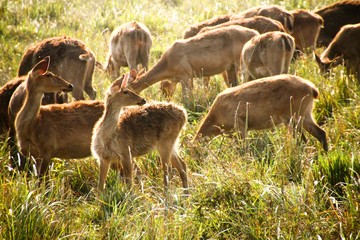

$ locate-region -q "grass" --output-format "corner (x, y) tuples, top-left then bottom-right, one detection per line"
(0, 0), (359, 239)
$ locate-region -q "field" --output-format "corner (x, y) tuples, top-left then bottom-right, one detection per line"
(0, 0), (359, 239)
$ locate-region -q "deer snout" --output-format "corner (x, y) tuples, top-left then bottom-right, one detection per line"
(63, 84), (74, 92)
(138, 99), (146, 105)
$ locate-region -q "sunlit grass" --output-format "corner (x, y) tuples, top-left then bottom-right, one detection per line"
(1, 0), (359, 239)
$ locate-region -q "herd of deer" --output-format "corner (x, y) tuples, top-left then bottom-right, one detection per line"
(1, 1), (359, 193)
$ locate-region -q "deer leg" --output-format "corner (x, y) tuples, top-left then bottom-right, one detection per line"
(139, 47), (150, 71)
(226, 64), (238, 87)
(8, 127), (28, 171)
(303, 116), (328, 151)
(120, 153), (133, 188)
(158, 145), (174, 193)
(222, 71), (230, 87)
(84, 56), (97, 100)
(202, 77), (210, 88)
(180, 78), (193, 99)
(84, 79), (96, 100)
(98, 159), (111, 190)
(170, 151), (188, 190)
(71, 86), (85, 101)
(160, 80), (177, 98)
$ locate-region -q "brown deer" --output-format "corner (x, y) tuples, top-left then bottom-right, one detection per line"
(0, 77), (25, 137)
(18, 36), (97, 102)
(15, 57), (104, 177)
(102, 21), (152, 79)
(241, 32), (295, 82)
(315, 0), (360, 47)
(183, 14), (233, 39)
(236, 5), (294, 34)
(290, 9), (324, 53)
(199, 16), (286, 35)
(317, 23), (360, 82)
(183, 5), (293, 39)
(129, 25), (259, 98)
(0, 75), (67, 170)
(92, 72), (188, 192)
(194, 74), (328, 151)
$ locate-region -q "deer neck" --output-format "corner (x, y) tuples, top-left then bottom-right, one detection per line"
(97, 99), (124, 139)
(15, 88), (43, 138)
(132, 58), (169, 93)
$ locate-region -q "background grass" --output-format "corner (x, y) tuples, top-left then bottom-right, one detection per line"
(0, 0), (359, 239)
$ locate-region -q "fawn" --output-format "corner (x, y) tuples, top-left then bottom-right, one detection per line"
(92, 72), (188, 192)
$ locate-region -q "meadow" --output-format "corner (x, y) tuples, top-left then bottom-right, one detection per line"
(0, 0), (359, 239)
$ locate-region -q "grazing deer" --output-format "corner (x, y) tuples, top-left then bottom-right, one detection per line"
(129, 25), (259, 98)
(315, 0), (360, 47)
(290, 9), (324, 53)
(317, 23), (360, 82)
(92, 72), (188, 192)
(236, 5), (294, 34)
(15, 57), (104, 177)
(241, 32), (295, 82)
(102, 21), (152, 79)
(199, 16), (286, 35)
(18, 36), (97, 102)
(194, 74), (328, 151)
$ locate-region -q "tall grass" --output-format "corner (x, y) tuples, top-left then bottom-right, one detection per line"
(1, 0), (359, 239)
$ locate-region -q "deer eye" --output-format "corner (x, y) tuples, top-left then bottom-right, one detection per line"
(123, 90), (129, 95)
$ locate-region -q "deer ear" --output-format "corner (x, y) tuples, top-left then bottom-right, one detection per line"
(121, 73), (129, 89)
(31, 56), (50, 77)
(129, 69), (137, 82)
(109, 75), (123, 94)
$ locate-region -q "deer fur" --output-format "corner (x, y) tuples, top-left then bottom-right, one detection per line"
(290, 9), (324, 52)
(199, 16), (286, 35)
(315, 0), (360, 47)
(129, 25), (259, 98)
(183, 14), (233, 39)
(18, 36), (97, 102)
(183, 5), (293, 39)
(15, 57), (104, 177)
(318, 23), (360, 82)
(103, 21), (152, 79)
(92, 73), (188, 191)
(0, 75), (66, 170)
(235, 5), (294, 34)
(0, 77), (25, 137)
(241, 32), (295, 82)
(194, 74), (328, 151)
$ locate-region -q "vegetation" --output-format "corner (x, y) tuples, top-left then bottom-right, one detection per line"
(0, 0), (359, 239)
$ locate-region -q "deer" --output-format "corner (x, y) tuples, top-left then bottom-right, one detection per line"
(0, 75), (68, 170)
(91, 71), (188, 192)
(315, 0), (360, 47)
(128, 25), (259, 98)
(0, 77), (25, 137)
(15, 57), (104, 177)
(199, 16), (286, 35)
(316, 23), (360, 82)
(18, 36), (97, 102)
(182, 5), (293, 39)
(241, 32), (295, 82)
(194, 74), (328, 152)
(235, 5), (294, 34)
(196, 16), (286, 87)
(101, 21), (152, 79)
(290, 9), (324, 53)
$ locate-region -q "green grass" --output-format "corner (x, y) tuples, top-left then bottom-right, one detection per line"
(1, 0), (359, 239)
